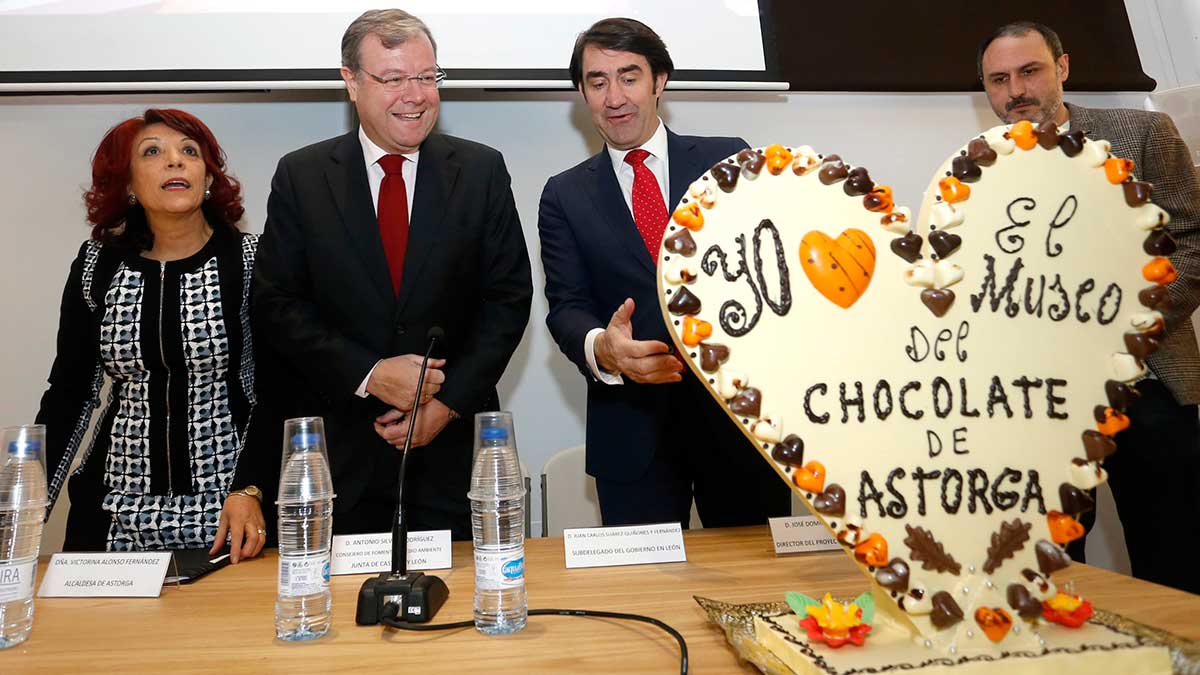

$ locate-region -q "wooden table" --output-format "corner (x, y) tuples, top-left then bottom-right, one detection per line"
(2, 526), (1197, 673)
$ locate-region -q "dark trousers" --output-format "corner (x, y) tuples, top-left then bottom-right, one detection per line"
(1069, 379), (1200, 595)
(595, 378), (791, 528)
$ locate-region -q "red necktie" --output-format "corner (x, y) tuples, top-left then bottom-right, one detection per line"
(377, 154), (409, 296)
(624, 148), (669, 259)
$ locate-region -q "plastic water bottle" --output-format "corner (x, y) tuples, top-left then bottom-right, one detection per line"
(468, 411), (527, 635)
(0, 425), (50, 649)
(274, 417), (335, 641)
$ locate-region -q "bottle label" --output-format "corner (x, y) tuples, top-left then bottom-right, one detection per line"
(474, 548), (524, 590)
(0, 560), (37, 602)
(277, 552), (330, 597)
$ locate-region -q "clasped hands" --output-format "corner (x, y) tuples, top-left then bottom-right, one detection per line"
(593, 298), (683, 384)
(367, 353), (453, 449)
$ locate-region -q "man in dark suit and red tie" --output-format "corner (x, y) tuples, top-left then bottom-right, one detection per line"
(255, 9), (532, 539)
(538, 18), (789, 527)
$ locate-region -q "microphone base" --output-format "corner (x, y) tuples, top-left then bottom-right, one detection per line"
(355, 571), (449, 625)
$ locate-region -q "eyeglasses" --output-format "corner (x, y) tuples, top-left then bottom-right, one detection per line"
(360, 66), (447, 91)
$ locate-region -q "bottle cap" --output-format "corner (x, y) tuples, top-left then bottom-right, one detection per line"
(480, 427), (508, 441)
(291, 432), (321, 448)
(8, 440), (40, 454)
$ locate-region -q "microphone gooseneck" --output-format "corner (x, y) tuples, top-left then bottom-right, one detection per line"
(391, 326), (443, 576)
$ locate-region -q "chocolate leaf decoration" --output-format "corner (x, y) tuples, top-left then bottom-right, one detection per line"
(903, 524), (962, 575)
(785, 592), (820, 618)
(982, 518), (1032, 574)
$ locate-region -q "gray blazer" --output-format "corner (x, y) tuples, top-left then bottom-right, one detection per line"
(1067, 103), (1200, 405)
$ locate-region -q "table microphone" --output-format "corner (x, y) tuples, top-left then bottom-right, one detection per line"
(355, 326), (450, 626)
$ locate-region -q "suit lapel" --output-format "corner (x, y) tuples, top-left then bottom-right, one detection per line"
(396, 133), (459, 315)
(666, 128), (703, 209)
(326, 133), (394, 306)
(585, 149), (657, 275)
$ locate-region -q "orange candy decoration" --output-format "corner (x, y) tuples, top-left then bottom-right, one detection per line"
(799, 229), (876, 309)
(1096, 407), (1130, 436)
(854, 533), (889, 567)
(1104, 157), (1136, 184)
(864, 185), (894, 213)
(672, 202), (704, 231)
(1047, 511), (1085, 544)
(793, 461), (826, 493)
(1143, 257), (1178, 285)
(1007, 121), (1037, 150)
(938, 176), (970, 203)
(681, 316), (712, 347)
(974, 607), (1014, 642)
(764, 144), (793, 175)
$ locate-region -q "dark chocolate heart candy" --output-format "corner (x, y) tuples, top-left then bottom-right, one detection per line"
(928, 230), (961, 258)
(737, 149), (765, 175)
(930, 591), (964, 629)
(1124, 331), (1160, 359)
(967, 138), (997, 166)
(1123, 180), (1154, 207)
(729, 387), (762, 417)
(1035, 122), (1060, 149)
(875, 557), (910, 592)
(1138, 285), (1173, 310)
(711, 162), (741, 193)
(770, 434), (805, 466)
(1143, 229), (1177, 256)
(1006, 583), (1043, 619)
(667, 286), (701, 316)
(1092, 405), (1109, 424)
(1035, 539), (1071, 574)
(1058, 483), (1095, 515)
(843, 166), (874, 196)
(1058, 130), (1087, 157)
(818, 155), (848, 185)
(890, 232), (923, 263)
(1104, 380), (1138, 411)
(951, 155), (982, 183)
(920, 288), (955, 317)
(812, 484), (846, 515)
(664, 229), (697, 256)
(699, 342), (730, 373)
(1081, 430), (1117, 461)
(863, 191), (889, 211)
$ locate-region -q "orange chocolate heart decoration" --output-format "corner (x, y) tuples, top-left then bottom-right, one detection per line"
(799, 229), (875, 309)
(974, 607), (1014, 642)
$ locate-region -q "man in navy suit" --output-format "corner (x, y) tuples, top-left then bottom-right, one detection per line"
(538, 18), (789, 527)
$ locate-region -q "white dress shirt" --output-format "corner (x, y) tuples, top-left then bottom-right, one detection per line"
(356, 126), (420, 397)
(584, 118), (670, 385)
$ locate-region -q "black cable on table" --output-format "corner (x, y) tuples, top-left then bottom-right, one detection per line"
(381, 608), (689, 674)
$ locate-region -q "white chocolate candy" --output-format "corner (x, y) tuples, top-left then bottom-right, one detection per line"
(901, 583), (933, 614)
(1019, 570), (1057, 602)
(1110, 352), (1146, 382)
(930, 201), (964, 230)
(718, 370), (748, 400)
(984, 127), (1015, 155)
(663, 258), (698, 285)
(881, 206), (912, 235)
(1133, 204), (1170, 231)
(1082, 138), (1111, 167)
(1131, 310), (1165, 333)
(1069, 460), (1108, 490)
(904, 259), (935, 288)
(791, 145), (821, 176)
(688, 179), (718, 209)
(836, 514), (866, 546)
(752, 413), (783, 443)
(933, 260), (964, 289)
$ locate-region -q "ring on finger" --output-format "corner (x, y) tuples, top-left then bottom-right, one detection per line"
(257, 528), (266, 535)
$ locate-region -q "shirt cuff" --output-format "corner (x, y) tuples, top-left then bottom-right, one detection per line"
(585, 328), (623, 385)
(356, 360), (381, 398)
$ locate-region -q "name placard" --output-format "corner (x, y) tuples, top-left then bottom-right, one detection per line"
(38, 552), (172, 597)
(330, 530), (452, 576)
(768, 516), (841, 555)
(562, 523), (687, 569)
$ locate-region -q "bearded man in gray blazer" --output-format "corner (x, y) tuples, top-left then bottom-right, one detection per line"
(979, 20), (1200, 594)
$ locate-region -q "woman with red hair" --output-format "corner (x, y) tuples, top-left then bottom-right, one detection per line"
(36, 109), (269, 562)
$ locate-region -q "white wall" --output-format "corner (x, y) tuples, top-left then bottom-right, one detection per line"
(3, 1), (1196, 576)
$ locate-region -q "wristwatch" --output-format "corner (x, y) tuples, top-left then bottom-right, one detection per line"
(230, 485), (263, 502)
